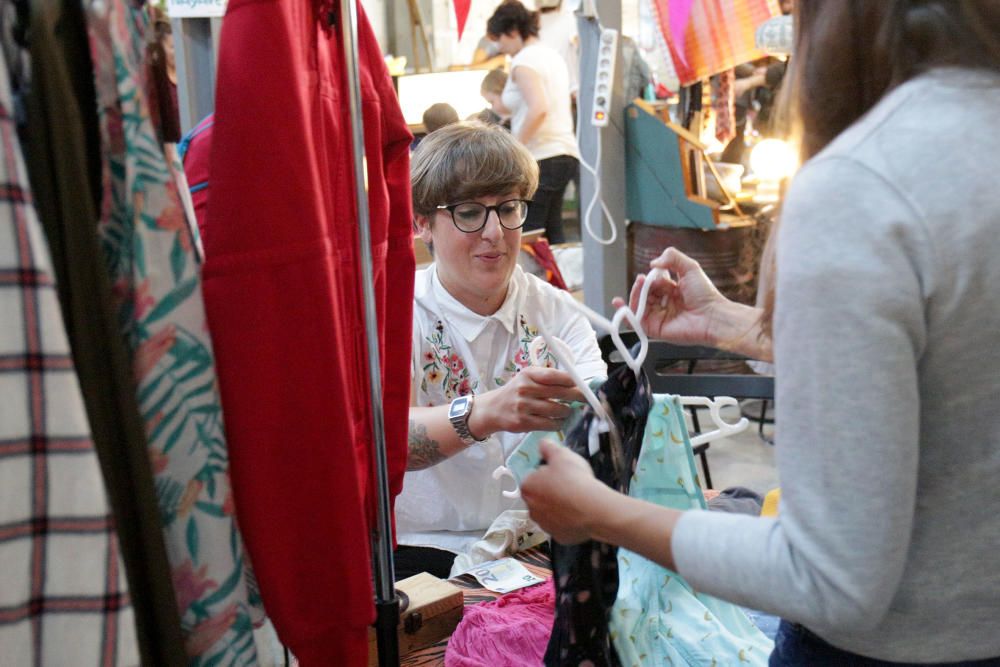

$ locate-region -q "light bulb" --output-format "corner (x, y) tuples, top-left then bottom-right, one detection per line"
(749, 139), (797, 181)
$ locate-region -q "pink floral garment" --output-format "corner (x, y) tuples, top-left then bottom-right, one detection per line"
(83, 0), (259, 663)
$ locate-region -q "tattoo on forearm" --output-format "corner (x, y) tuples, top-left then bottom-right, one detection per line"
(408, 420), (446, 471)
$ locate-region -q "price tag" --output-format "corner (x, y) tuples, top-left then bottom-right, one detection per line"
(466, 558), (545, 594)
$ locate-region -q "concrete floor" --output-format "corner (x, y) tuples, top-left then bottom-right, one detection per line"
(688, 400), (779, 495)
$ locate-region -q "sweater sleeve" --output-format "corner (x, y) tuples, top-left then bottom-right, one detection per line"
(672, 156), (931, 634)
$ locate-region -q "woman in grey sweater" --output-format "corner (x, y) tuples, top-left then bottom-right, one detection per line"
(521, 1), (1000, 664)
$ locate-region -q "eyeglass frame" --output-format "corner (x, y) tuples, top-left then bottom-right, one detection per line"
(434, 198), (532, 233)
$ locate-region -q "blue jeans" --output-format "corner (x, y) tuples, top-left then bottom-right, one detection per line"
(770, 621), (1000, 667)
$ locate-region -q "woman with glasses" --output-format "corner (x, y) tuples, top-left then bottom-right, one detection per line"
(394, 121), (605, 580)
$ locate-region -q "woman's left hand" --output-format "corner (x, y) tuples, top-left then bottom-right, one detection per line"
(520, 439), (610, 545)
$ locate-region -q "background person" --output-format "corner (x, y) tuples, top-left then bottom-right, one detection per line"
(395, 122), (606, 580)
(486, 0), (579, 244)
(522, 1), (1000, 664)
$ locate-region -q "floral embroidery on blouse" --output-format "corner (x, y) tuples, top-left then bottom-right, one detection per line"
(421, 320), (476, 400)
(495, 314), (556, 386)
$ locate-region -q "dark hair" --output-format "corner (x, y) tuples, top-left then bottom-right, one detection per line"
(789, 0), (1000, 161)
(759, 0), (1000, 339)
(486, 0), (540, 40)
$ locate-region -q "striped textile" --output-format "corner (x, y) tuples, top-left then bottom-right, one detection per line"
(651, 0), (779, 86)
(0, 58), (138, 665)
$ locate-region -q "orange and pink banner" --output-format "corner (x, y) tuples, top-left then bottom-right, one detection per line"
(652, 0), (780, 86)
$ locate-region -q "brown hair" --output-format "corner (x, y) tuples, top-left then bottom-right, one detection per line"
(411, 121), (539, 219)
(759, 0), (1000, 338)
(486, 0), (540, 40)
(480, 68), (508, 96)
(421, 103), (460, 134)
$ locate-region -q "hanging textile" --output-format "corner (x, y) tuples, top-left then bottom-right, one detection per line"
(82, 0), (260, 663)
(0, 54), (139, 665)
(205, 0), (415, 663)
(18, 0), (187, 662)
(650, 0), (778, 86)
(546, 362), (652, 666)
(712, 68), (736, 144)
(610, 395), (772, 666)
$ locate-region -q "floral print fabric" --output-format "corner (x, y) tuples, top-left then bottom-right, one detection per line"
(83, 0), (258, 663)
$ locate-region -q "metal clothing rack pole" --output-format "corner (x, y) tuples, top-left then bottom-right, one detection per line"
(338, 0), (400, 665)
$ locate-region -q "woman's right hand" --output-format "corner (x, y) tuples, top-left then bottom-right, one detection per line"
(470, 366), (583, 437)
(614, 247), (730, 347)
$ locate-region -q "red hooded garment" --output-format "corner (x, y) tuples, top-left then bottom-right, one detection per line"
(203, 1), (414, 663)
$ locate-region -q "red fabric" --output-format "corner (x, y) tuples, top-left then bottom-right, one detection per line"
(203, 1), (414, 664)
(520, 238), (568, 291)
(453, 0), (472, 40)
(179, 113), (213, 232)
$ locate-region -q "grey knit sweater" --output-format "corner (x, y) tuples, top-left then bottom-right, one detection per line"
(672, 68), (1000, 662)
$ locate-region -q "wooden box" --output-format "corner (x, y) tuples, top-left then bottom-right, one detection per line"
(367, 573), (464, 665)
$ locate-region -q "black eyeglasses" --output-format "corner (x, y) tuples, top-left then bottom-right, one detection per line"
(435, 199), (532, 233)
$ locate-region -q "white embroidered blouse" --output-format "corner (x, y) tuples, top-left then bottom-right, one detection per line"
(396, 265), (606, 554)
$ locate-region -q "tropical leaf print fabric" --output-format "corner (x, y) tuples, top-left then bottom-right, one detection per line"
(83, 0), (258, 663)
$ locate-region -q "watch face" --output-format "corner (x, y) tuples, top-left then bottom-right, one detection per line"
(449, 395), (471, 419)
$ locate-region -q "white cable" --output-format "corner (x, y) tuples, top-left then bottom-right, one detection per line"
(574, 9), (621, 247)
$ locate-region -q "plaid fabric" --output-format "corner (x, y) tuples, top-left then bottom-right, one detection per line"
(0, 59), (139, 665)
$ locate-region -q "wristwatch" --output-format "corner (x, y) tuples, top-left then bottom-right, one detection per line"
(448, 395), (485, 445)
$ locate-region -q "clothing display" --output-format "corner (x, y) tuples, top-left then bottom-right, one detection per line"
(399, 265), (605, 556)
(84, 0), (261, 662)
(18, 0), (187, 661)
(204, 0), (415, 663)
(671, 69), (1000, 662)
(546, 362), (651, 666)
(445, 580), (555, 667)
(611, 395), (771, 667)
(0, 56), (139, 663)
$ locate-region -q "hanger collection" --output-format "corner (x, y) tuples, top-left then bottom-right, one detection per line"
(491, 270), (749, 498)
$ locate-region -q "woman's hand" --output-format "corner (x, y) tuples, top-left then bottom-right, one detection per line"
(470, 366), (584, 437)
(520, 439), (610, 544)
(614, 247), (729, 347)
(524, 440), (684, 568)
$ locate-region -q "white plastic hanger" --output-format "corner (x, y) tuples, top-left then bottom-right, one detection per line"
(562, 267), (749, 442)
(492, 329), (608, 499)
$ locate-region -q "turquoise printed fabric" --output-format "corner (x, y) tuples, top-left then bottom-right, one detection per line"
(611, 396), (772, 667)
(84, 1), (260, 662)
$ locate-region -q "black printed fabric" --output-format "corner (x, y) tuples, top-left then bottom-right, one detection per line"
(545, 361), (652, 666)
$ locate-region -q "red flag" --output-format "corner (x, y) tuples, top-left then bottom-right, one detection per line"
(454, 0), (472, 40)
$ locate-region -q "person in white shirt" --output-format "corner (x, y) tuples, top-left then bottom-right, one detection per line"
(395, 121), (605, 580)
(486, 0), (579, 245)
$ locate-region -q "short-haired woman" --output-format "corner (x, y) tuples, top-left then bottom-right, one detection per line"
(486, 0), (578, 244)
(395, 121), (605, 580)
(522, 1), (1000, 664)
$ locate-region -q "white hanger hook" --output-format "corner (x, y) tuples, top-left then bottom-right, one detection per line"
(492, 465), (521, 499)
(680, 396), (750, 447)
